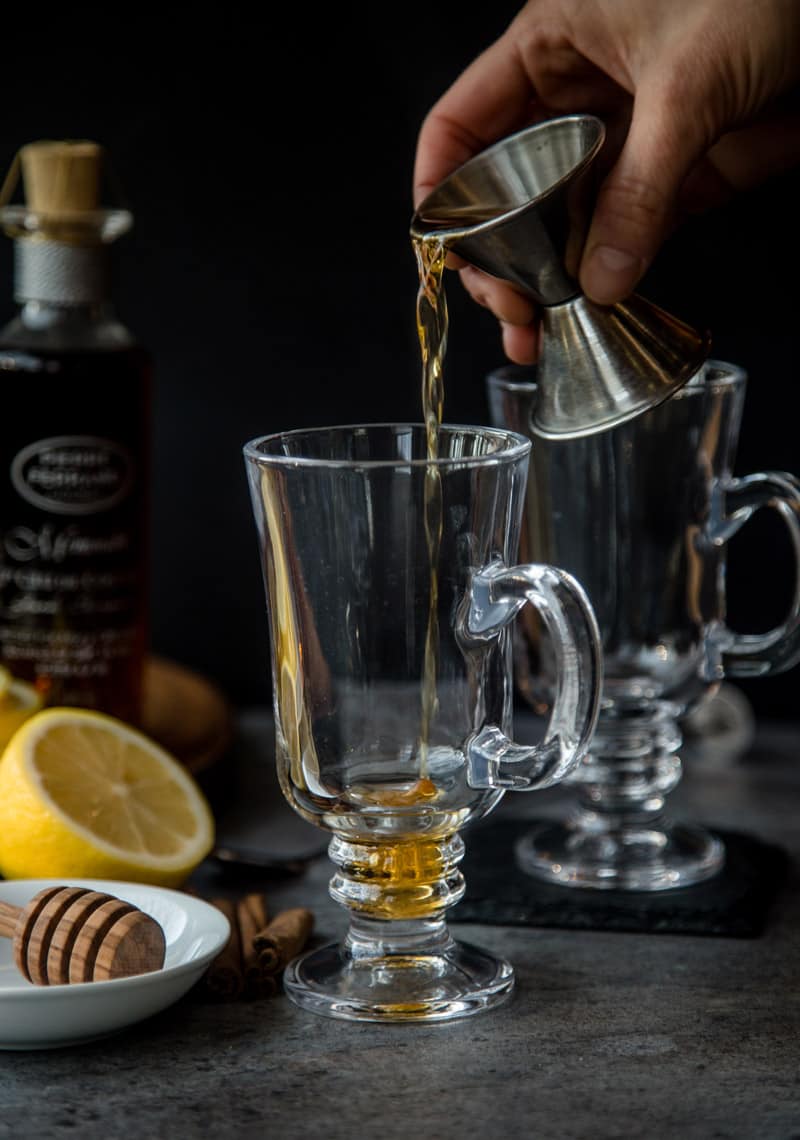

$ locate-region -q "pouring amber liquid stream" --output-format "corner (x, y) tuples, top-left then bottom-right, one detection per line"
(333, 233), (455, 923)
(268, 234), (457, 921)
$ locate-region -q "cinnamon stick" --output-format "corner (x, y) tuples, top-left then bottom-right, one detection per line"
(198, 893), (311, 1001)
(202, 897), (243, 1000)
(237, 892), (271, 999)
(252, 907), (314, 976)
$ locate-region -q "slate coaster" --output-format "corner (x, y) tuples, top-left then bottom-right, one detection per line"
(451, 817), (790, 938)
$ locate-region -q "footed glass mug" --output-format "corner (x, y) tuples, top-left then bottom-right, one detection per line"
(244, 423), (601, 1022)
(488, 360), (800, 890)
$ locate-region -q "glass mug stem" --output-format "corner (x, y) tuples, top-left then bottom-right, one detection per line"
(572, 704), (683, 817)
(284, 832), (514, 1023)
(327, 832), (466, 921)
(516, 704), (725, 890)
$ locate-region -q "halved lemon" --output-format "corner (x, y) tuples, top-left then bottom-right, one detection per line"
(0, 673), (43, 749)
(0, 707), (215, 886)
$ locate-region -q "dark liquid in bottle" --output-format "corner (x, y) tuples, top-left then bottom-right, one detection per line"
(0, 343), (150, 725)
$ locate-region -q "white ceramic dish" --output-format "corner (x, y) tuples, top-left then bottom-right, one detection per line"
(0, 878), (230, 1050)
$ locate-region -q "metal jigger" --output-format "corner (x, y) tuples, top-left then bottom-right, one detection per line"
(410, 114), (710, 439)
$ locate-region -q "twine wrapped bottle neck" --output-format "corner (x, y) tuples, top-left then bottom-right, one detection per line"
(13, 240), (110, 306)
(1, 139), (130, 310)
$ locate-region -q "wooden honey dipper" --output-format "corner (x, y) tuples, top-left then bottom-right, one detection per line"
(0, 885), (166, 985)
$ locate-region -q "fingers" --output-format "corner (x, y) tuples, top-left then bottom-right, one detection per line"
(413, 27), (537, 207)
(458, 265), (539, 364)
(501, 321), (539, 365)
(705, 113), (800, 193)
(579, 83), (713, 304)
(459, 265), (536, 326)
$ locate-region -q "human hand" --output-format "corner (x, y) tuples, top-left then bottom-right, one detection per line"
(413, 0), (800, 363)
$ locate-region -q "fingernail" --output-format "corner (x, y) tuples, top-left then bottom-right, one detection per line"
(582, 245), (645, 305)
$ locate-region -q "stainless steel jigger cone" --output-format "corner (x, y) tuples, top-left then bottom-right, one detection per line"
(410, 114), (710, 439)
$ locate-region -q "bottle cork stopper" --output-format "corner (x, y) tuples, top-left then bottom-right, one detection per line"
(19, 140), (103, 217)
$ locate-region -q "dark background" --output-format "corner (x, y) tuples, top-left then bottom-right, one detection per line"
(2, 6), (798, 719)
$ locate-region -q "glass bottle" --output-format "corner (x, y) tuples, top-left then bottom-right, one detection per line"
(0, 140), (150, 725)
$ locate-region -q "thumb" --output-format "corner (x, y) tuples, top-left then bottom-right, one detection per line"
(579, 91), (710, 305)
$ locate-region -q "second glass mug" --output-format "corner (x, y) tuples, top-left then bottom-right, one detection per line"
(244, 423), (602, 1022)
(487, 359), (800, 890)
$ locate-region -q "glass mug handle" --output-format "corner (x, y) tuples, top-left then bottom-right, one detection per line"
(459, 561), (602, 791)
(717, 470), (800, 676)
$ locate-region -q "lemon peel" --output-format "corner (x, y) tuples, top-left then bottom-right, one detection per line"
(0, 674), (43, 749)
(0, 706), (215, 886)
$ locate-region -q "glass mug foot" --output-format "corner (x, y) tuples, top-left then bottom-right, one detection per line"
(282, 835), (514, 1024)
(284, 933), (514, 1024)
(516, 817), (725, 891)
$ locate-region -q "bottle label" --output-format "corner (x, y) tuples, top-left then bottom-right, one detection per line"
(0, 347), (149, 723)
(10, 435), (134, 515)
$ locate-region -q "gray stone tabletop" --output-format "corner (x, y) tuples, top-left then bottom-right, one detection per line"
(1, 706), (798, 1140)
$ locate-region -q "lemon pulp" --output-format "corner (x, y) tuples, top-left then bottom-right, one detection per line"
(0, 706), (215, 886)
